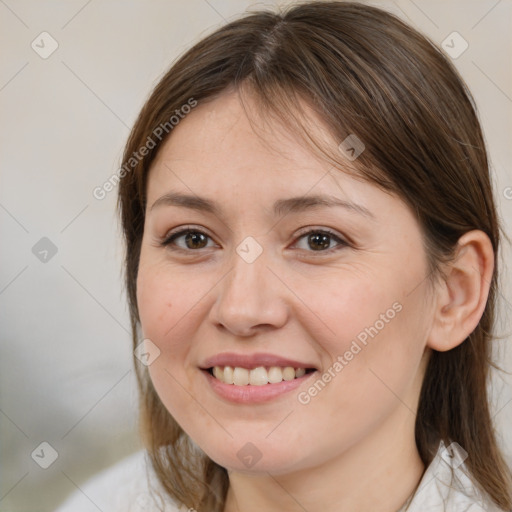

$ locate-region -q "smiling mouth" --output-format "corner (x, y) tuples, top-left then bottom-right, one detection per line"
(206, 366), (317, 386)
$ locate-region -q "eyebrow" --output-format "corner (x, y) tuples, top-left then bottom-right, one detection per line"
(149, 191), (375, 220)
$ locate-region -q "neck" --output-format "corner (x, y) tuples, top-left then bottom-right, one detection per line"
(223, 404), (425, 512)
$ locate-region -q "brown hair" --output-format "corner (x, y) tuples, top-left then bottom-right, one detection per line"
(117, 1), (512, 511)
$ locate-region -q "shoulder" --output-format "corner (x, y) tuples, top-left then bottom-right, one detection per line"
(54, 450), (183, 512)
(405, 440), (507, 512)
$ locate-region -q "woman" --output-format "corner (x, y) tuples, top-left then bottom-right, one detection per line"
(56, 1), (512, 511)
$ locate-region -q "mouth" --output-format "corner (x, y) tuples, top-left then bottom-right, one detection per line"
(205, 365), (317, 386)
(200, 365), (319, 404)
(198, 352), (320, 403)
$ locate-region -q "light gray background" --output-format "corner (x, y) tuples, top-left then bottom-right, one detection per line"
(1, 1), (511, 510)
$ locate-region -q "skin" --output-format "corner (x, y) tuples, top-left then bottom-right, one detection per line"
(136, 89), (494, 512)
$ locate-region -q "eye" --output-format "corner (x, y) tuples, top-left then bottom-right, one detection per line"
(160, 227), (216, 251)
(292, 228), (349, 254)
(159, 226), (349, 255)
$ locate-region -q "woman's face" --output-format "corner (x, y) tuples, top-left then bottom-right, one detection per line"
(137, 90), (434, 474)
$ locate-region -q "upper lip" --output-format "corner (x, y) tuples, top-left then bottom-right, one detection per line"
(200, 352), (318, 370)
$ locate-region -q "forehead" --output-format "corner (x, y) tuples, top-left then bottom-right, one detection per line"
(156, 91), (333, 168)
(147, 90), (370, 202)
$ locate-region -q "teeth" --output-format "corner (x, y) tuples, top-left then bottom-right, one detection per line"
(282, 367), (295, 381)
(249, 367), (268, 386)
(233, 367), (249, 386)
(211, 365), (311, 385)
(223, 366), (234, 384)
(268, 366), (283, 384)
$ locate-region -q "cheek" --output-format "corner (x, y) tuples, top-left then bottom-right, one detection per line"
(136, 261), (210, 382)
(136, 266), (199, 417)
(136, 265), (181, 344)
(300, 275), (394, 359)
(301, 274), (427, 414)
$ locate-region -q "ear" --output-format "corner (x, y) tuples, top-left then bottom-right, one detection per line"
(427, 230), (494, 352)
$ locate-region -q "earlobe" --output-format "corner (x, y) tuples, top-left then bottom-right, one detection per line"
(426, 230), (494, 352)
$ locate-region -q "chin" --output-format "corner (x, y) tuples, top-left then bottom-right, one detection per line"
(198, 441), (308, 475)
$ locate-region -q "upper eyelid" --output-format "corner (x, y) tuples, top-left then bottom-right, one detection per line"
(164, 225), (214, 241)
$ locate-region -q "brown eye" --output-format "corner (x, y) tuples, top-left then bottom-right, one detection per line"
(162, 229), (213, 251)
(293, 229), (348, 254)
(307, 232), (331, 251)
(182, 231), (208, 249)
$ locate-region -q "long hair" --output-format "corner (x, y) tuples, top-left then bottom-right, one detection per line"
(116, 2), (512, 510)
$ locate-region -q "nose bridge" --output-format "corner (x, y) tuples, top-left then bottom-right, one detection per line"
(210, 236), (288, 333)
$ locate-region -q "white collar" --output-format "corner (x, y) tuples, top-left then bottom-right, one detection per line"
(398, 440), (503, 512)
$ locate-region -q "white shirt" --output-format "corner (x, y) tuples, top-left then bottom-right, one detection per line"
(55, 440), (506, 512)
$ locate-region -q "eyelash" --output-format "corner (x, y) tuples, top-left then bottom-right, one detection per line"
(159, 226), (349, 256)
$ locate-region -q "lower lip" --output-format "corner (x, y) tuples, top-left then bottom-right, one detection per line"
(201, 369), (317, 404)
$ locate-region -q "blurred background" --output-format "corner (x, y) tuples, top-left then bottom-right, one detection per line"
(0, 0), (511, 510)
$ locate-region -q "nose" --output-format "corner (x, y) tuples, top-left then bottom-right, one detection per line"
(208, 244), (289, 337)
